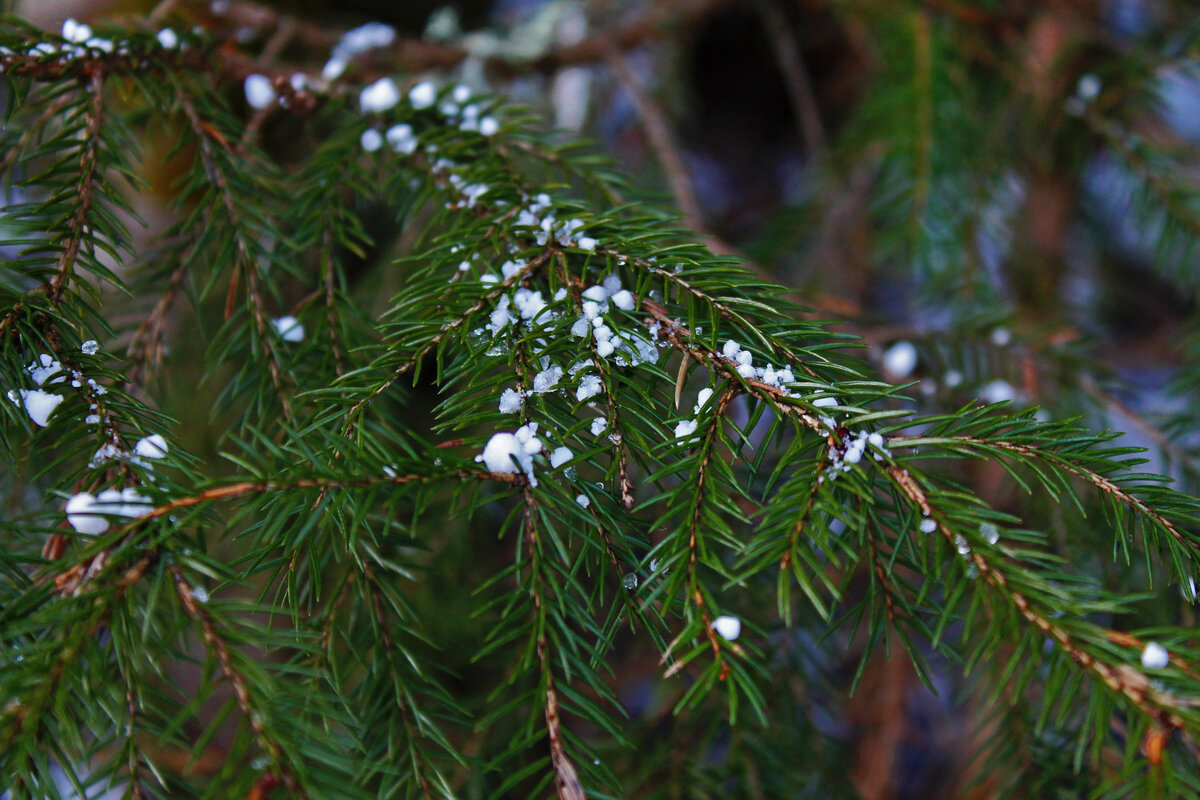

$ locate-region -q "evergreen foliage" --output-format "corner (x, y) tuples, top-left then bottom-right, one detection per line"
(3, 2), (1200, 798)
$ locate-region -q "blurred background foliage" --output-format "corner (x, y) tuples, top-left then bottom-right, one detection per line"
(8, 0), (1200, 797)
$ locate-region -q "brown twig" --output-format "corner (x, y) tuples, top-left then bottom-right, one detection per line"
(603, 44), (704, 231)
(889, 434), (1200, 558)
(169, 563), (303, 796)
(48, 68), (105, 305)
(125, 261), (189, 388)
(178, 93), (293, 419)
(753, 0), (826, 158)
(522, 488), (586, 800)
(211, 0), (729, 77)
(136, 468), (516, 524)
(883, 463), (1191, 730)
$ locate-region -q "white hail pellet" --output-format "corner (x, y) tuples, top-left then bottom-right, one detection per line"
(883, 340), (918, 378)
(408, 81), (436, 109)
(1141, 642), (1169, 669)
(712, 615), (741, 641)
(360, 77), (400, 112)
(244, 74), (276, 110)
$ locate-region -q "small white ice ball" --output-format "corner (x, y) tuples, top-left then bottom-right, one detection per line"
(408, 81), (436, 109)
(1141, 642), (1169, 670)
(883, 340), (918, 378)
(360, 77), (400, 112)
(712, 615), (741, 641)
(478, 432), (521, 474)
(272, 316), (305, 342)
(66, 493), (108, 536)
(360, 128), (383, 152)
(135, 434), (169, 459)
(244, 74), (276, 110)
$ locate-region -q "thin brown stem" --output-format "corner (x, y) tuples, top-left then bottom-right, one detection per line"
(48, 68), (105, 305)
(169, 564), (304, 796)
(603, 45), (704, 231)
(522, 488), (586, 800)
(178, 94), (292, 419)
(753, 0), (826, 157)
(883, 463), (1190, 730)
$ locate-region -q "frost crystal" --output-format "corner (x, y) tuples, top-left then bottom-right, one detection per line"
(360, 78), (400, 112)
(980, 522), (1000, 545)
(1077, 73), (1101, 101)
(990, 327), (1012, 347)
(479, 117), (499, 136)
(919, 518), (937, 534)
(89, 443), (124, 468)
(575, 494), (590, 508)
(244, 74), (276, 110)
(191, 586), (210, 603)
(883, 340), (918, 378)
(135, 434), (169, 459)
(322, 58), (347, 81)
(81, 340), (99, 355)
(157, 28), (179, 49)
(477, 433), (521, 473)
(272, 316), (305, 342)
(712, 615), (741, 641)
(339, 22), (395, 56)
(722, 340), (741, 359)
(582, 285), (607, 304)
(590, 418), (607, 436)
(1141, 642), (1169, 669)
(694, 388), (714, 411)
(498, 388), (523, 413)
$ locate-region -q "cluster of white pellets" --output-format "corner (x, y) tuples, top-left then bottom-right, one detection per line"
(5, 346), (174, 477)
(473, 266), (669, 495)
(717, 340), (795, 388)
(475, 423), (575, 488)
(824, 429), (890, 478)
(359, 81), (499, 157)
(1, 20), (191, 78)
(5, 345), (114, 429)
(65, 488), (153, 536)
